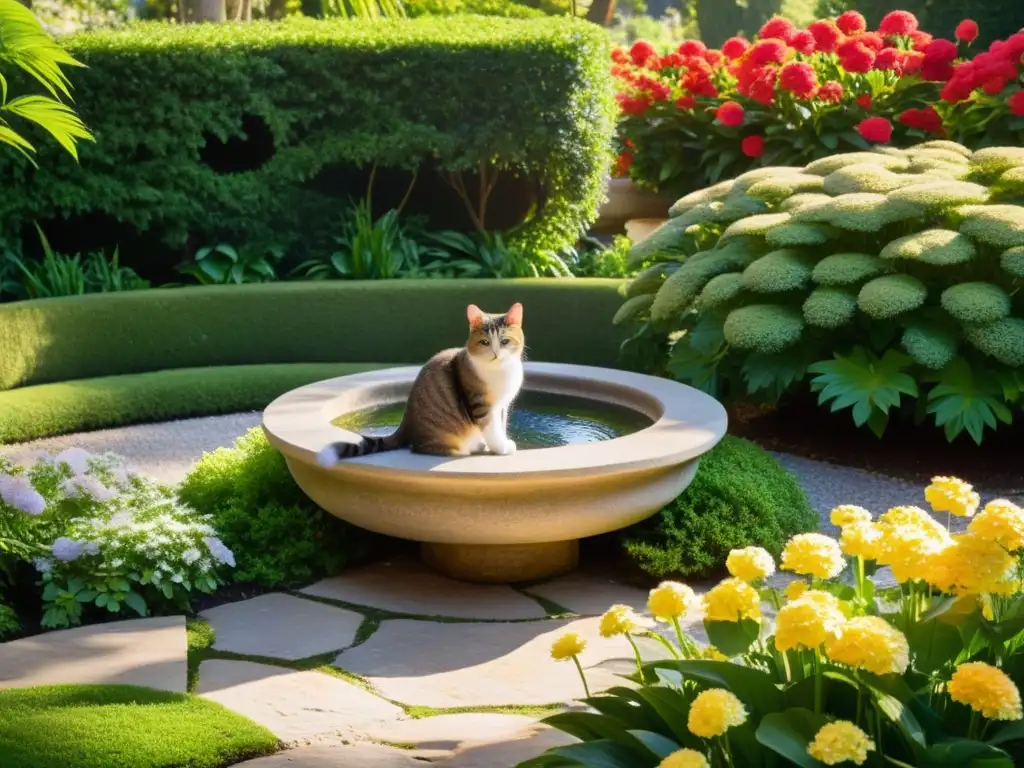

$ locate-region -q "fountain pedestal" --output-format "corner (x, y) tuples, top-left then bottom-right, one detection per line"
(421, 540), (579, 584)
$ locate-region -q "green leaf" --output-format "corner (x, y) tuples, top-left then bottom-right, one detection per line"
(988, 720), (1024, 747)
(926, 739), (1013, 766)
(626, 730), (680, 759)
(544, 740), (656, 768)
(75, 589), (98, 603)
(108, 577), (131, 593)
(122, 591), (148, 617)
(703, 619), (760, 658)
(926, 358), (1014, 444)
(95, 592), (109, 608)
(632, 687), (700, 747)
(42, 582), (60, 601)
(741, 351), (810, 403)
(648, 660), (784, 716)
(66, 577), (85, 594)
(755, 709), (827, 768)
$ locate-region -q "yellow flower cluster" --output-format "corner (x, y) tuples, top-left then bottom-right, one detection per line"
(599, 604), (645, 637)
(687, 688), (747, 738)
(927, 532), (1017, 596)
(825, 616), (910, 676)
(648, 581), (698, 621)
(781, 533), (846, 580)
(830, 505), (871, 528)
(700, 645), (729, 661)
(807, 721), (875, 765)
(969, 499), (1024, 552)
(658, 749), (709, 768)
(948, 662), (1023, 721)
(703, 578), (762, 623)
(775, 590), (847, 652)
(839, 522), (883, 560)
(726, 546), (776, 583)
(550, 632), (586, 661)
(784, 580), (808, 601)
(925, 475), (980, 518)
(874, 506), (951, 584)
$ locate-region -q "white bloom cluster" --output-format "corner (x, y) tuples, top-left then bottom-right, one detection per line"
(0, 473), (46, 516)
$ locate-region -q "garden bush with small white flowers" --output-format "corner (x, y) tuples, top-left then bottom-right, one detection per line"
(0, 448), (233, 630)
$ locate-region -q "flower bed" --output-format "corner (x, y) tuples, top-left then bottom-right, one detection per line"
(611, 10), (1024, 197)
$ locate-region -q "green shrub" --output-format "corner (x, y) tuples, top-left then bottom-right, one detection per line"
(618, 436), (816, 579)
(619, 144), (1024, 444)
(405, 0), (545, 16)
(178, 428), (390, 588)
(0, 17), (614, 263)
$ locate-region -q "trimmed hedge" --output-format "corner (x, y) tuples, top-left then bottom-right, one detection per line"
(0, 280), (627, 390)
(1, 17), (614, 268)
(0, 363), (389, 444)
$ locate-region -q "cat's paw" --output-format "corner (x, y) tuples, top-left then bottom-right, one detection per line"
(499, 439), (517, 456)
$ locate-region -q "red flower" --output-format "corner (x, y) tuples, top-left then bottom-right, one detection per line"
(818, 80), (843, 102)
(955, 19), (979, 43)
(909, 30), (933, 51)
(658, 52), (684, 69)
(790, 30), (817, 55)
(838, 40), (876, 73)
(630, 40), (657, 67)
(878, 11), (918, 37)
(704, 49), (725, 68)
(836, 10), (867, 35)
(779, 61), (818, 98)
(616, 93), (652, 115)
(759, 15), (796, 42)
(722, 36), (750, 60)
(874, 48), (904, 72)
(739, 66), (778, 105)
(902, 51), (925, 74)
(1009, 91), (1024, 117)
(611, 48), (629, 65)
(808, 20), (843, 53)
(984, 77), (1007, 95)
(746, 39), (788, 67)
(856, 32), (885, 51)
(741, 135), (764, 158)
(924, 38), (958, 62)
(682, 70), (719, 98)
(1007, 32), (1024, 62)
(898, 106), (943, 135)
(940, 76), (976, 103)
(716, 100), (745, 127)
(921, 57), (955, 81)
(678, 39), (707, 56)
(675, 94), (696, 109)
(857, 116), (893, 143)
(614, 151), (632, 177)
(856, 94), (872, 109)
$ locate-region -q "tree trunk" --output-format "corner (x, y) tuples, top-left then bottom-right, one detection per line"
(585, 0), (615, 26)
(184, 0), (225, 22)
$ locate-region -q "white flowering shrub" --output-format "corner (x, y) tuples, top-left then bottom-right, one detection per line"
(0, 449), (234, 630)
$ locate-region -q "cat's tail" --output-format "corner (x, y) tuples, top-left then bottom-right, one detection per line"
(315, 430), (404, 467)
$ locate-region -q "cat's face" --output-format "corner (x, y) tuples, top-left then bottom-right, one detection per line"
(465, 303), (524, 364)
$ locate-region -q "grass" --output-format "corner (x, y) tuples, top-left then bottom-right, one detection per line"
(0, 362), (389, 444)
(0, 684), (278, 768)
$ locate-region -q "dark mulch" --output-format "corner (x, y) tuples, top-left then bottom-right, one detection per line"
(727, 394), (1024, 495)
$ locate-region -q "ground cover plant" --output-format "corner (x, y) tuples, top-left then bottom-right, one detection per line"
(529, 479), (1024, 766)
(618, 143), (1024, 444)
(612, 10), (1024, 197)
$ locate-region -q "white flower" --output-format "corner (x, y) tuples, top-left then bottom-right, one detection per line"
(203, 536), (235, 568)
(171, 573), (184, 584)
(197, 559), (212, 572)
(52, 537), (85, 562)
(56, 447), (92, 475)
(60, 476), (116, 503)
(111, 559), (124, 568)
(33, 557), (53, 573)
(181, 548), (201, 565)
(0, 474), (46, 516)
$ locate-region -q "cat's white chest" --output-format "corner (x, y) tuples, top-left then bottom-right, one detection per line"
(477, 358), (524, 408)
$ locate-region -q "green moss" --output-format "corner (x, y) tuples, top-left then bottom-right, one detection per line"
(888, 181), (990, 212)
(1001, 247), (1024, 277)
(731, 167), (805, 193)
(0, 363), (386, 445)
(957, 204), (1024, 248)
(995, 167), (1024, 195)
(970, 147), (1024, 180)
(625, 218), (693, 267)
(740, 249), (815, 293)
(804, 152), (909, 176)
(906, 148), (972, 167)
(792, 193), (920, 232)
(746, 175), (825, 205)
(916, 140), (972, 158)
(879, 229), (976, 266)
(720, 212), (791, 242)
(965, 317), (1024, 367)
(779, 193), (832, 213)
(901, 325), (959, 370)
(857, 274), (928, 320)
(618, 436), (816, 579)
(625, 262), (677, 299)
(668, 180), (734, 217)
(0, 685), (277, 768)
(649, 243), (759, 324)
(811, 253), (889, 286)
(674, 201), (728, 229)
(940, 283), (1012, 325)
(178, 428), (390, 588)
(765, 222), (837, 248)
(613, 294), (655, 325)
(723, 304), (804, 353)
(717, 194), (771, 221)
(803, 287), (858, 329)
(698, 273), (744, 310)
(822, 165), (913, 196)
(186, 619), (216, 692)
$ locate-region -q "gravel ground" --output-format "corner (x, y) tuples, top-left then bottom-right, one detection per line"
(2, 415), (1016, 532)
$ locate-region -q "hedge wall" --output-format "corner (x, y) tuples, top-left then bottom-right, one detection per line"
(0, 17), (615, 277)
(0, 279), (627, 390)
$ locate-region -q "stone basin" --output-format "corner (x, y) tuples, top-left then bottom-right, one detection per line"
(262, 363), (727, 583)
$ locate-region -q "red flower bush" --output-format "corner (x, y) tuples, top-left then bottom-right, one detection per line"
(611, 13), (1024, 196)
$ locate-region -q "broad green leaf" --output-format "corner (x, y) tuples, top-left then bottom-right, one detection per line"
(633, 687), (700, 747)
(755, 709), (827, 768)
(987, 719), (1024, 747)
(649, 660), (784, 716)
(703, 619), (760, 658)
(95, 592), (109, 608)
(926, 739), (1013, 766)
(123, 591), (148, 617)
(926, 359), (1014, 444)
(626, 730), (680, 759)
(741, 351), (810, 403)
(545, 739), (656, 768)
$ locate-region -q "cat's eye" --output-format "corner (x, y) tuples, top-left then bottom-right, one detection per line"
(500, 338), (510, 346)
(479, 339), (489, 346)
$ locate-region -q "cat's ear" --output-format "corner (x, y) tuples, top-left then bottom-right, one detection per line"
(466, 304), (485, 329)
(506, 303), (524, 326)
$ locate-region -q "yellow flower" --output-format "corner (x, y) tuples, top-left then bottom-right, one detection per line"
(981, 593), (995, 621)
(781, 533), (846, 580)
(658, 749), (710, 768)
(878, 505), (947, 537)
(824, 616), (909, 676)
(774, 590), (847, 652)
(703, 578), (762, 623)
(726, 546), (776, 583)
(948, 662), (1023, 721)
(784, 580), (808, 602)
(550, 632), (586, 661)
(830, 505), (872, 528)
(701, 645), (729, 661)
(599, 604), (644, 637)
(648, 581), (698, 621)
(925, 476), (980, 518)
(807, 721), (875, 765)
(969, 499), (1024, 552)
(839, 522), (883, 560)
(926, 533), (1017, 596)
(687, 688), (747, 738)
(875, 508), (951, 584)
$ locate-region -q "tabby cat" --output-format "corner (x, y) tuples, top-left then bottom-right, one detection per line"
(316, 303), (525, 463)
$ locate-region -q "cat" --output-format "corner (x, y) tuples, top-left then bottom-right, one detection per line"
(316, 302), (525, 464)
